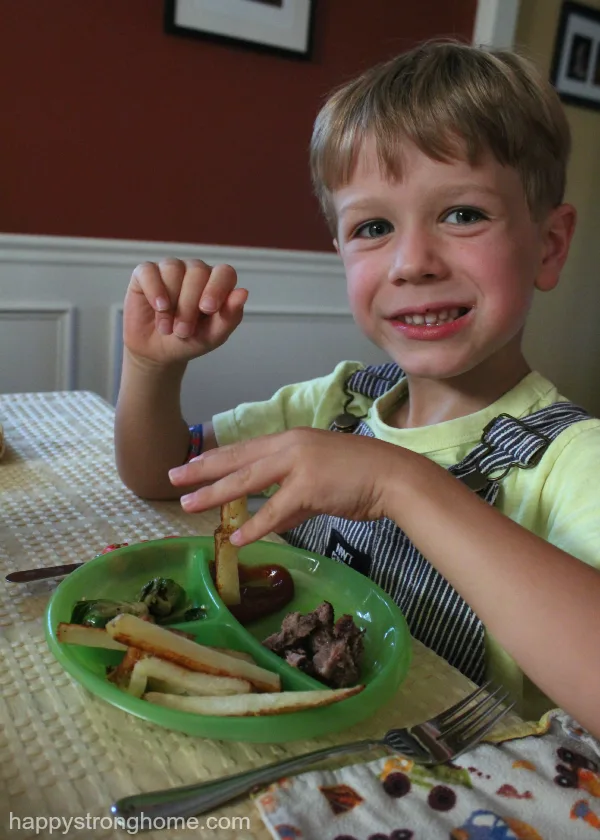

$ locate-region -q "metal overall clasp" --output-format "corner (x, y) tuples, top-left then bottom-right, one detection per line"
(330, 381), (368, 433)
(461, 413), (552, 491)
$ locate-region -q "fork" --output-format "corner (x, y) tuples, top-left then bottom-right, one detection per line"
(111, 681), (513, 823)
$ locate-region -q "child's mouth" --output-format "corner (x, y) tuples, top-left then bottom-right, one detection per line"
(396, 306), (471, 326)
(389, 306), (473, 340)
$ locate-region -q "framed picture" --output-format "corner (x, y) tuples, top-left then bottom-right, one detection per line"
(551, 0), (600, 110)
(164, 0), (316, 60)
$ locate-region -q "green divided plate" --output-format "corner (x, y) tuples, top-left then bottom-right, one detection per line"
(44, 537), (411, 743)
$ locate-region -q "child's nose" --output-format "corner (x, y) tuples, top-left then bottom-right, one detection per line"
(387, 227), (447, 285)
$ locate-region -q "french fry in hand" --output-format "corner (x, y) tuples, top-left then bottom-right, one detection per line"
(57, 623), (127, 651)
(127, 656), (252, 699)
(214, 496), (248, 606)
(144, 684), (364, 716)
(214, 528), (241, 606)
(106, 613), (280, 692)
(222, 497), (249, 530)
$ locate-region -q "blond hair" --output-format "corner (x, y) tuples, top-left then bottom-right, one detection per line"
(310, 41), (571, 230)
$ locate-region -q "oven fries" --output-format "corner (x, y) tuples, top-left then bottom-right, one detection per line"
(105, 613), (280, 692)
(57, 622), (127, 651)
(127, 656), (252, 699)
(144, 684), (364, 716)
(214, 497), (248, 606)
(211, 647), (255, 664)
(108, 645), (147, 688)
(59, 609), (366, 717)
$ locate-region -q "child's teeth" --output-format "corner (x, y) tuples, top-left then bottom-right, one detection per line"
(402, 307), (466, 325)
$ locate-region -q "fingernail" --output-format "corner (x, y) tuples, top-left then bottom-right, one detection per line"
(180, 493), (194, 509)
(230, 530), (242, 545)
(157, 320), (171, 335)
(200, 298), (216, 313)
(168, 466), (185, 480)
(156, 296), (170, 312)
(174, 322), (191, 338)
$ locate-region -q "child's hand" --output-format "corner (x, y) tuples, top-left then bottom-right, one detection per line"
(123, 259), (248, 366)
(168, 429), (409, 543)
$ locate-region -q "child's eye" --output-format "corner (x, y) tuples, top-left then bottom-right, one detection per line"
(443, 207), (487, 225)
(354, 220), (393, 239)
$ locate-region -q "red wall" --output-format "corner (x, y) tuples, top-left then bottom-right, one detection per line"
(0, 0), (476, 251)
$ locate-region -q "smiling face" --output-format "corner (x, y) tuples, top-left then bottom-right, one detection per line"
(333, 140), (574, 385)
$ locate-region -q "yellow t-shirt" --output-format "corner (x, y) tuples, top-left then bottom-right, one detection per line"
(213, 361), (600, 719)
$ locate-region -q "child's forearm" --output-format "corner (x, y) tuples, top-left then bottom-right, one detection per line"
(387, 453), (600, 737)
(115, 350), (190, 499)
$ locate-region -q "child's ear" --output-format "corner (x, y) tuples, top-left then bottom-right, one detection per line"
(535, 203), (577, 292)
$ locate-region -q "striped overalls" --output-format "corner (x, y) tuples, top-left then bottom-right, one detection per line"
(285, 363), (591, 684)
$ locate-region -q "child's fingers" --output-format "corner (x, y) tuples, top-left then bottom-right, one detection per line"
(229, 490), (306, 546)
(173, 260), (212, 339)
(178, 451), (285, 512)
(170, 433), (286, 487)
(199, 264), (239, 315)
(131, 261), (173, 314)
(223, 286), (249, 313)
(130, 261), (175, 336)
(206, 287), (248, 341)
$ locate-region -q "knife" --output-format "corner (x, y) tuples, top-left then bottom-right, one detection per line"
(5, 562), (85, 583)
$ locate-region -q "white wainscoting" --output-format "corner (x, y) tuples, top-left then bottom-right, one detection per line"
(0, 303), (76, 393)
(0, 235), (387, 422)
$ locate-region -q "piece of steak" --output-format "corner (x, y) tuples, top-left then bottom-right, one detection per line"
(283, 648), (315, 676)
(262, 600), (364, 687)
(262, 608), (323, 653)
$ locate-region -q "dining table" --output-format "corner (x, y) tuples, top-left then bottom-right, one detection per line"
(0, 390), (540, 840)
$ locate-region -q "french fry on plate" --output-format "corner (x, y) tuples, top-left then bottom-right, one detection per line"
(127, 656), (252, 699)
(57, 623), (127, 651)
(105, 613), (280, 692)
(108, 646), (147, 688)
(214, 497), (248, 606)
(211, 646), (255, 664)
(58, 620), (255, 669)
(144, 684), (364, 716)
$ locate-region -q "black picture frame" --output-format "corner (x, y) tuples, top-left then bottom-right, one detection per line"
(164, 0), (316, 61)
(551, 0), (600, 111)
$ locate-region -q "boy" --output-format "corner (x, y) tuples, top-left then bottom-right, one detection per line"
(115, 42), (600, 737)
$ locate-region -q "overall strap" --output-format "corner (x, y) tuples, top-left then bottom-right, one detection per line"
(346, 362), (405, 399)
(330, 363), (405, 433)
(452, 402), (591, 491)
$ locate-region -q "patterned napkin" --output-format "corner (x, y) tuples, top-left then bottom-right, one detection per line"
(254, 710), (600, 840)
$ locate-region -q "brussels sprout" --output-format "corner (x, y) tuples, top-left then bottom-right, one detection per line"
(138, 578), (186, 618)
(70, 579), (202, 629)
(70, 599), (149, 628)
(182, 605), (207, 621)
